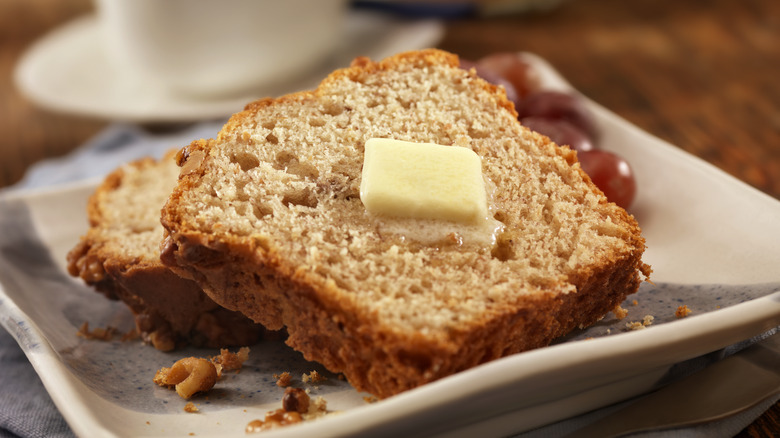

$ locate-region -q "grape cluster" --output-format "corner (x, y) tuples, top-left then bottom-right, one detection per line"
(461, 53), (637, 209)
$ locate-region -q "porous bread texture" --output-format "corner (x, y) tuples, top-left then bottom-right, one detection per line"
(67, 151), (265, 351)
(161, 49), (648, 397)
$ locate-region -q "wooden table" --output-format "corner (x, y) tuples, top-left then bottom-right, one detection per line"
(1, 0), (777, 435)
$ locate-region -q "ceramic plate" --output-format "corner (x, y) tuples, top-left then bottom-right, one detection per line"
(1, 54), (779, 438)
(13, 11), (444, 123)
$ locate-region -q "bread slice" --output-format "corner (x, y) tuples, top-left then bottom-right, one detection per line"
(67, 151), (266, 351)
(160, 49), (649, 397)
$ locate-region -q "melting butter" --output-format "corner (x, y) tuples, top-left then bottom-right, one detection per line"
(360, 138), (488, 224)
(360, 138), (504, 248)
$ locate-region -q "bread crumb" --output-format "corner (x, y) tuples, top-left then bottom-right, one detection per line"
(246, 419), (268, 433)
(246, 390), (330, 432)
(363, 395), (378, 404)
(613, 305), (628, 320)
(675, 305), (692, 318)
(625, 314), (654, 331)
(183, 402), (199, 413)
(302, 370), (326, 384)
(306, 396), (329, 420)
(631, 300), (638, 306)
(274, 372), (292, 387)
(625, 321), (644, 331)
(120, 328), (140, 342)
(77, 322), (139, 343)
(77, 322), (118, 341)
(210, 347), (250, 376)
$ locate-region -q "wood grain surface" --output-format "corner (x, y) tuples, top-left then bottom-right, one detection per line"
(0, 0), (777, 435)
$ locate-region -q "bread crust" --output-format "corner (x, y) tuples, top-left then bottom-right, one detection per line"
(160, 49), (648, 397)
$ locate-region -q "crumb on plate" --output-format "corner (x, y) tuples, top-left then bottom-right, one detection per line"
(302, 370), (326, 384)
(675, 305), (692, 318)
(210, 347), (250, 376)
(274, 372), (292, 387)
(625, 315), (655, 331)
(77, 322), (118, 341)
(246, 388), (330, 433)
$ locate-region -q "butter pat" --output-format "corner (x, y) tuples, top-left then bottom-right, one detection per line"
(360, 138), (488, 225)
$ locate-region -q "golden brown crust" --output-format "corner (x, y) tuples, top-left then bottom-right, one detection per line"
(161, 231), (643, 397)
(160, 49), (648, 397)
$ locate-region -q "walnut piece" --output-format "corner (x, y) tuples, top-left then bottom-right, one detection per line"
(246, 388), (329, 433)
(282, 387), (310, 413)
(154, 357), (217, 399)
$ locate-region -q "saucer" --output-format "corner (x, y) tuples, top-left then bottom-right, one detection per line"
(14, 11), (444, 123)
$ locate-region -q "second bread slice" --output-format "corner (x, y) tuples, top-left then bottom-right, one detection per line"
(67, 151), (266, 351)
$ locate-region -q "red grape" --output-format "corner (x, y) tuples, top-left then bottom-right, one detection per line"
(459, 59), (520, 107)
(476, 53), (542, 98)
(577, 150), (637, 209)
(517, 90), (599, 141)
(520, 116), (594, 152)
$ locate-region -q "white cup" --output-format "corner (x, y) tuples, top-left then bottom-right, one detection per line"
(94, 0), (348, 98)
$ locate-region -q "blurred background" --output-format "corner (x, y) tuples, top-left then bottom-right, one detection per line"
(1, 0), (778, 199)
(0, 0), (778, 435)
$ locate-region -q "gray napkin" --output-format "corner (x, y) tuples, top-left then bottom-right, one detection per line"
(13, 122), (223, 190)
(0, 123), (777, 437)
(0, 329), (72, 438)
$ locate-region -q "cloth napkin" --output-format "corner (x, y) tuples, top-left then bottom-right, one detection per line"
(1, 123), (778, 438)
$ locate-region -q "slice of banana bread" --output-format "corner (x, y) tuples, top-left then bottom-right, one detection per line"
(160, 49), (649, 397)
(67, 151), (266, 351)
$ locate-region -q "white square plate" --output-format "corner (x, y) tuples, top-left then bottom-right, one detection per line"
(1, 53), (779, 437)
